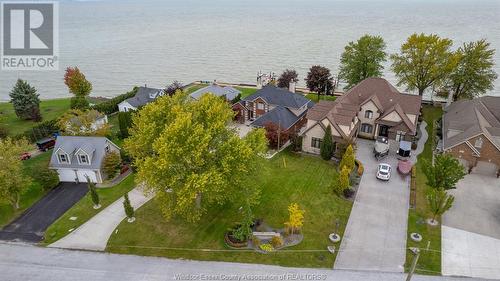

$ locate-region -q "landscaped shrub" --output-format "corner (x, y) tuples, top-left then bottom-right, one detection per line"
(251, 236), (261, 247)
(259, 244), (274, 252)
(343, 188), (355, 198)
(320, 125), (334, 160)
(32, 165), (60, 190)
(102, 151), (121, 179)
(231, 93), (242, 104)
(270, 236), (283, 248)
(70, 96), (90, 110)
(92, 87), (138, 114)
(123, 192), (135, 220)
(355, 159), (364, 176)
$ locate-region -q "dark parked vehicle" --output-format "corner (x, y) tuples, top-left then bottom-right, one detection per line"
(36, 137), (56, 152)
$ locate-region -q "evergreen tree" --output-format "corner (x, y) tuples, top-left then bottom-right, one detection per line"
(339, 145), (355, 173)
(87, 178), (100, 208)
(333, 166), (350, 195)
(9, 79), (41, 121)
(102, 151), (122, 179)
(118, 111), (133, 138)
(320, 125), (334, 160)
(123, 192), (135, 220)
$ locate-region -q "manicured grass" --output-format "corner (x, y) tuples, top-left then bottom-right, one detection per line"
(0, 152), (52, 228)
(0, 98), (71, 137)
(42, 174), (136, 245)
(405, 105), (443, 275)
(305, 94), (337, 103)
(184, 83), (209, 94)
(107, 151), (352, 268)
(235, 87), (258, 98)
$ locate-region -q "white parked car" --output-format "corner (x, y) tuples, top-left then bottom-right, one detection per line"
(377, 163), (392, 181)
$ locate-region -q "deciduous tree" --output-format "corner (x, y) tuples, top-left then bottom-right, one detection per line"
(0, 138), (32, 209)
(64, 66), (92, 97)
(305, 65), (334, 101)
(426, 188), (454, 224)
(9, 79), (41, 121)
(277, 69), (299, 89)
(391, 33), (456, 96)
(422, 154), (466, 190)
(264, 122), (289, 149)
(57, 109), (110, 136)
(447, 39), (498, 101)
(284, 203), (305, 234)
(339, 35), (387, 89)
(124, 92), (268, 222)
(165, 81), (184, 96)
(320, 125), (334, 160)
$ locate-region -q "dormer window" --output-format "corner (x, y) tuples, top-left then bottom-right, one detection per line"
(365, 110), (373, 119)
(58, 153), (68, 164)
(475, 137), (483, 149)
(79, 154), (89, 164)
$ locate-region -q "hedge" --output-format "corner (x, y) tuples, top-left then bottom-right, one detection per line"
(15, 119), (59, 142)
(92, 87), (138, 114)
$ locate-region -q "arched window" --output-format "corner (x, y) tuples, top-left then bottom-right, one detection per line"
(361, 123), (373, 134)
(365, 110), (373, 119)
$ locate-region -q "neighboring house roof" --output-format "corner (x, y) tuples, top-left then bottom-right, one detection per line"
(252, 106), (304, 130)
(49, 136), (119, 170)
(122, 86), (164, 108)
(190, 84), (241, 101)
(243, 85), (310, 109)
(442, 96), (500, 151)
(306, 77), (421, 136)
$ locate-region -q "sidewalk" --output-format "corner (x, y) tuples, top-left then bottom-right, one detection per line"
(48, 187), (153, 251)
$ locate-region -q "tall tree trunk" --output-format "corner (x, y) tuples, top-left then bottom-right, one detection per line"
(195, 193), (202, 209)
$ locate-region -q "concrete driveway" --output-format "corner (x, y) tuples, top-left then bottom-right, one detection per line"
(334, 139), (412, 272)
(442, 174), (500, 279)
(0, 183), (88, 242)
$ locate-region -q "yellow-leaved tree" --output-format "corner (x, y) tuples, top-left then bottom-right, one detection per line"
(285, 203), (305, 235)
(124, 91), (268, 223)
(0, 138), (32, 209)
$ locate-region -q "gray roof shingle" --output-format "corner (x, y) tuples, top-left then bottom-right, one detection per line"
(124, 86), (164, 108)
(242, 85), (310, 109)
(251, 106), (303, 130)
(49, 136), (118, 170)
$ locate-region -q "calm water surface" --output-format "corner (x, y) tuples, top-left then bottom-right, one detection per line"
(0, 0), (499, 100)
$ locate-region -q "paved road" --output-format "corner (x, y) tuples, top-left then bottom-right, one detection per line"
(49, 187), (152, 251)
(0, 183), (88, 242)
(0, 243), (485, 281)
(335, 122), (428, 272)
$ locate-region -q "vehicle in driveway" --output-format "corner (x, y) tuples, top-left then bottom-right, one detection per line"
(36, 137), (56, 152)
(376, 163), (392, 181)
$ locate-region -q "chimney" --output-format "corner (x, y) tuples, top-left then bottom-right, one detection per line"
(256, 71), (263, 89)
(289, 81), (296, 93)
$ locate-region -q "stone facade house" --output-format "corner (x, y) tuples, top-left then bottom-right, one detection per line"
(302, 78), (421, 155)
(442, 96), (500, 176)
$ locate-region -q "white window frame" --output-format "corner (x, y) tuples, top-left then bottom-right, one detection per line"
(475, 137), (483, 149)
(58, 153), (69, 164)
(311, 137), (322, 149)
(364, 110), (373, 119)
(257, 103), (265, 110)
(79, 154), (89, 164)
(361, 123), (373, 134)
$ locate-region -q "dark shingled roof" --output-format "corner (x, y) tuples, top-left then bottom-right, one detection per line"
(243, 85), (310, 109)
(443, 96), (500, 150)
(124, 86), (164, 108)
(251, 106), (304, 130)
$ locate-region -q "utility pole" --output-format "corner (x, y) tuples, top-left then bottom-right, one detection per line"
(406, 249), (421, 281)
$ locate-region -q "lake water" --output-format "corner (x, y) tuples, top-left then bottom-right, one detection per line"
(1, 0), (499, 101)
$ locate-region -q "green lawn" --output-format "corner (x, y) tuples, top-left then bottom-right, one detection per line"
(0, 98), (71, 137)
(0, 151), (52, 228)
(405, 105), (443, 275)
(42, 174), (136, 245)
(235, 87), (258, 98)
(107, 151), (352, 268)
(305, 94), (337, 103)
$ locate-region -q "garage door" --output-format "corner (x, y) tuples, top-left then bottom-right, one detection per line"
(76, 170), (98, 183)
(57, 169), (77, 182)
(473, 161), (498, 176)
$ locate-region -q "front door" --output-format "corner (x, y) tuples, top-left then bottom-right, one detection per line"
(396, 131), (405, 142)
(378, 125), (389, 137)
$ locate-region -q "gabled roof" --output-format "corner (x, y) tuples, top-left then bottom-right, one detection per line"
(251, 106), (303, 130)
(443, 96), (500, 151)
(49, 136), (119, 170)
(242, 85), (310, 109)
(122, 86), (163, 108)
(190, 84), (241, 101)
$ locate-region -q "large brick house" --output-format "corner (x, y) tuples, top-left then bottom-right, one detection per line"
(442, 96), (500, 176)
(233, 85), (314, 134)
(302, 78), (421, 155)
